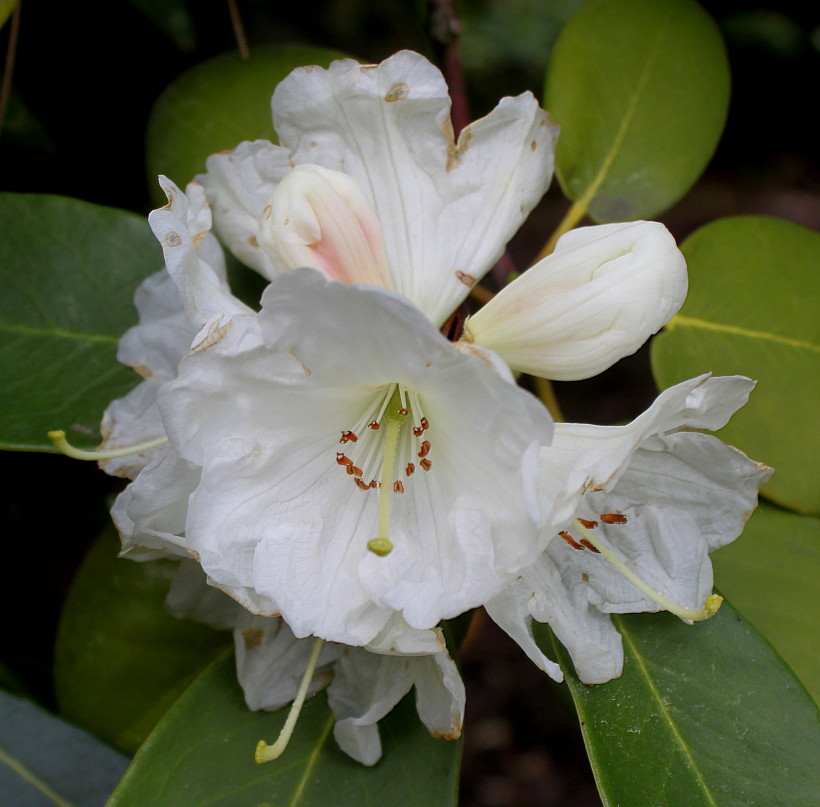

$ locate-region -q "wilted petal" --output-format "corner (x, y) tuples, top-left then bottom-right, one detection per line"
(464, 222), (687, 380)
(261, 164), (393, 289)
(272, 51), (557, 325)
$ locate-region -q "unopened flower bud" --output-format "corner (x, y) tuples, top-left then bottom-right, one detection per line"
(463, 221), (688, 380)
(260, 163), (393, 289)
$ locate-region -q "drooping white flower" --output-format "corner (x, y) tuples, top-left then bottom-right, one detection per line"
(462, 221), (688, 380)
(167, 561), (464, 766)
(199, 50), (559, 327)
(139, 266), (553, 646)
(485, 374), (773, 684)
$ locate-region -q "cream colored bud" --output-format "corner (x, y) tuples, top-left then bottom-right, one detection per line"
(260, 164), (393, 289)
(463, 221), (688, 380)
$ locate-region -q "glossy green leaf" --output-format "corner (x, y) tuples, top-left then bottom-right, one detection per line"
(0, 194), (159, 452)
(145, 44), (347, 201)
(545, 0), (730, 222)
(54, 528), (230, 754)
(540, 599), (820, 807)
(0, 689), (129, 807)
(0, 0), (15, 29)
(712, 503), (819, 702)
(108, 650), (462, 807)
(651, 216), (820, 514)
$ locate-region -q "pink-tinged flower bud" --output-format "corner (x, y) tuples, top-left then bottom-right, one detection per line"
(463, 221), (688, 380)
(260, 163), (394, 290)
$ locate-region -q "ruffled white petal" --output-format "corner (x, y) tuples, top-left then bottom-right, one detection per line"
(198, 140), (293, 278)
(272, 51), (557, 325)
(159, 268), (551, 645)
(112, 450), (198, 561)
(464, 222), (688, 380)
(328, 645), (464, 766)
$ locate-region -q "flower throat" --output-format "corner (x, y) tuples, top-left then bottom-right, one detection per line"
(335, 383), (432, 557)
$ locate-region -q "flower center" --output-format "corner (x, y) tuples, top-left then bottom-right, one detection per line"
(558, 516), (722, 623)
(335, 383), (432, 557)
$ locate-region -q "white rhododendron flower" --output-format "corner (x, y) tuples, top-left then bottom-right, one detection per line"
(48, 49), (770, 768)
(486, 375), (773, 684)
(463, 221), (688, 380)
(167, 562), (464, 766)
(199, 49), (558, 327)
(143, 264), (552, 646)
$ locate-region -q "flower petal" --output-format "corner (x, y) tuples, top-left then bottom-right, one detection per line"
(112, 450), (198, 561)
(272, 51), (557, 324)
(198, 140), (293, 278)
(465, 221), (688, 380)
(149, 178), (254, 328)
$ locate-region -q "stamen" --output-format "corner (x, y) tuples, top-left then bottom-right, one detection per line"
(48, 430), (169, 461)
(574, 519), (723, 623)
(577, 518), (598, 529)
(420, 458), (432, 471)
(600, 513), (628, 524)
(558, 530), (584, 550)
(255, 637), (324, 764)
(369, 408), (404, 557)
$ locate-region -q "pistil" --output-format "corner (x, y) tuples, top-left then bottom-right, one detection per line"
(48, 429), (169, 461)
(255, 637), (325, 764)
(573, 519), (722, 623)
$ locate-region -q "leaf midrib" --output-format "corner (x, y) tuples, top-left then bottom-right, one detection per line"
(666, 315), (820, 353)
(0, 742), (76, 807)
(0, 321), (119, 344)
(614, 616), (719, 807)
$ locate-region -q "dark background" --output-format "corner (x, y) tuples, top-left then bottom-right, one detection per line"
(1, 1), (817, 804)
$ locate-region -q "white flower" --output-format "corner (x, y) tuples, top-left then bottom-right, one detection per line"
(136, 265), (553, 647)
(199, 50), (559, 327)
(463, 221), (688, 381)
(485, 374), (773, 684)
(167, 561), (464, 766)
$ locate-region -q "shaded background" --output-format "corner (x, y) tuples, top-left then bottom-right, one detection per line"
(1, 1), (818, 804)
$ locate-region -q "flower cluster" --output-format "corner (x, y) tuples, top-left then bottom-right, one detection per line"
(74, 51), (770, 765)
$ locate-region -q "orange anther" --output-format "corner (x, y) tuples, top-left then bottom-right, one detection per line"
(336, 453), (353, 466)
(600, 513), (628, 524)
(558, 531), (584, 550)
(417, 440), (431, 458)
(420, 458), (432, 471)
(577, 518), (598, 529)
(405, 462), (415, 476)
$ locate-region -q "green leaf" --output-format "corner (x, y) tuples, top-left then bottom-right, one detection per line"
(0, 0), (15, 29)
(712, 503), (819, 702)
(651, 215), (820, 514)
(0, 689), (129, 807)
(0, 193), (160, 452)
(545, 0), (730, 222)
(54, 528), (230, 754)
(108, 650), (462, 807)
(145, 44), (348, 202)
(540, 599), (820, 807)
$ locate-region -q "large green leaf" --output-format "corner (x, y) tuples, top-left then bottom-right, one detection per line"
(540, 599), (820, 807)
(0, 689), (129, 807)
(545, 0), (729, 222)
(107, 650), (462, 807)
(145, 44), (347, 201)
(712, 503), (819, 702)
(0, 194), (159, 452)
(54, 528), (230, 754)
(651, 215), (820, 514)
